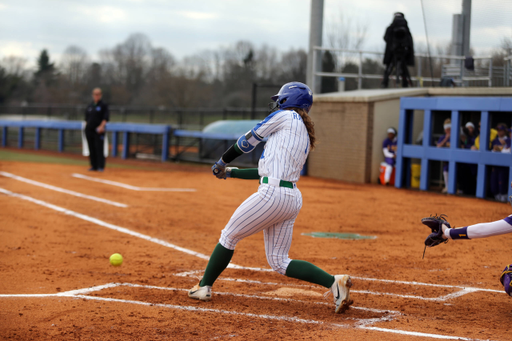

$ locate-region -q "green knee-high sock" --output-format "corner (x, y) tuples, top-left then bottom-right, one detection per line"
(285, 260), (335, 288)
(199, 243), (234, 287)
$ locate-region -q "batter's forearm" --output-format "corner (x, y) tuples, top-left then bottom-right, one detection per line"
(221, 144), (243, 163)
(230, 168), (260, 180)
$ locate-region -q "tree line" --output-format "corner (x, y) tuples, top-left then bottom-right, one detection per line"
(0, 33), (307, 108)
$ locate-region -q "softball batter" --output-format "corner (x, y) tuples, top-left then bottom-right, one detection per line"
(188, 82), (353, 313)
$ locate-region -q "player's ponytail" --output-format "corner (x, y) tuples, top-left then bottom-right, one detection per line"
(295, 108), (316, 150)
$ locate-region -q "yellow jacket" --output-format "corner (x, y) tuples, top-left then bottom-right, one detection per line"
(474, 129), (498, 150)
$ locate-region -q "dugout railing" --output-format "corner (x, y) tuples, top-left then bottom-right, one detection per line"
(395, 97), (512, 199)
(0, 120), (264, 167)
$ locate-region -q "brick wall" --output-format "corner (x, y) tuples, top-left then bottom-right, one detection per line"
(308, 101), (374, 183)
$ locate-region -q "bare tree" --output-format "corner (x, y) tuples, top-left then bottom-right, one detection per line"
(324, 11), (368, 73)
(61, 45), (89, 84)
(1, 56), (28, 78)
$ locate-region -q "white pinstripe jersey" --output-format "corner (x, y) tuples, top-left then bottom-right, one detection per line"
(248, 109), (310, 183)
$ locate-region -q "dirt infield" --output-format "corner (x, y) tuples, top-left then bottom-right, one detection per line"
(1, 156), (511, 340)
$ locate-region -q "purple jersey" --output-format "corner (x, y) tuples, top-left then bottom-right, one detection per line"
(382, 137), (397, 166)
(491, 136), (510, 151)
(437, 134), (450, 147)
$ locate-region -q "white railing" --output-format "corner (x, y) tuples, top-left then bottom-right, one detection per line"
(504, 55), (512, 87)
(312, 46), (495, 91)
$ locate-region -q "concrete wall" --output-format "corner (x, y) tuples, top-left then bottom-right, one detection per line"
(308, 101), (373, 183)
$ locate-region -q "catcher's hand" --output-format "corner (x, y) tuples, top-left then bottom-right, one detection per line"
(212, 159), (227, 179)
(422, 214), (451, 247)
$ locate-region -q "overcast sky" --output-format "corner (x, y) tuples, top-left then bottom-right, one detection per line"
(1, 0), (511, 68)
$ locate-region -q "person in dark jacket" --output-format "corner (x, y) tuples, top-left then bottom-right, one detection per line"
(85, 88), (109, 171)
(382, 12), (414, 88)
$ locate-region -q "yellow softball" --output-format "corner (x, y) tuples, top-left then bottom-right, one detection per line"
(109, 253), (123, 267)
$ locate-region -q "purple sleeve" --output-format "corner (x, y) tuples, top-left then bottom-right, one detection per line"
(382, 139), (389, 149)
(437, 135), (445, 145)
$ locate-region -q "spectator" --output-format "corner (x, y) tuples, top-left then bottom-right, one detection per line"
(463, 122), (477, 148)
(502, 128), (512, 153)
(490, 123), (510, 202)
(472, 121), (497, 151)
(85, 88), (109, 172)
(382, 127), (397, 185)
(436, 118), (451, 193)
(381, 12), (414, 88)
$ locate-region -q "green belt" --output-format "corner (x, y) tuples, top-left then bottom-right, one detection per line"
(260, 177), (295, 189)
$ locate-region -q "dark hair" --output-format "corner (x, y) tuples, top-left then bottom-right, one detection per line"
(292, 108), (316, 150)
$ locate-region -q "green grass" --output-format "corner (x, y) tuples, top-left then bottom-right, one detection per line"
(0, 149), (157, 170)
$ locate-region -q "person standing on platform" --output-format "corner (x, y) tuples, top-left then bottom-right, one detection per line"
(381, 12), (414, 88)
(85, 88), (109, 172)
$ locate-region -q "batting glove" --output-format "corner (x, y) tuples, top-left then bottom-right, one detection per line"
(212, 158), (227, 179)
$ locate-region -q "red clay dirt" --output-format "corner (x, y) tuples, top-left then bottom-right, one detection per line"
(0, 158), (511, 340)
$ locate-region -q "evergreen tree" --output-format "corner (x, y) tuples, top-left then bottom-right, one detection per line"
(321, 51), (337, 93)
(34, 49), (55, 78)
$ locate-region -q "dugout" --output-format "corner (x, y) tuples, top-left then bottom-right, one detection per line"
(308, 87), (512, 184)
(201, 120), (263, 166)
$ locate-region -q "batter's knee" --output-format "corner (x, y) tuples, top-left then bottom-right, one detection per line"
(266, 254), (292, 275)
(219, 231), (239, 251)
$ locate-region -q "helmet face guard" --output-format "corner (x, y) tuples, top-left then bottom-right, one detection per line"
(269, 82), (313, 114)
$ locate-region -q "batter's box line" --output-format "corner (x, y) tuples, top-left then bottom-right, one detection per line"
(173, 270), (498, 302)
(0, 282), (486, 341)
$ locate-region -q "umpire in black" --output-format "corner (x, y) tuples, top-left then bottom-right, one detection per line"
(85, 88), (109, 171)
(382, 12), (414, 88)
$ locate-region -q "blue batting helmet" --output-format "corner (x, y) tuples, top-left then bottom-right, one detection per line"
(271, 82), (313, 113)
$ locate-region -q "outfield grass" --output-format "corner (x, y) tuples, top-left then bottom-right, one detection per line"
(0, 149), (159, 170)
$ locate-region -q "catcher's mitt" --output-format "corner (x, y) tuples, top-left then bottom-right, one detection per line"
(422, 214), (451, 247)
(421, 214), (451, 258)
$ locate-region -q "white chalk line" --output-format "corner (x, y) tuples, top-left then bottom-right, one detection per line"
(174, 270), (502, 300)
(0, 282), (484, 341)
(0, 171), (127, 208)
(180, 274), (480, 303)
(71, 173), (196, 192)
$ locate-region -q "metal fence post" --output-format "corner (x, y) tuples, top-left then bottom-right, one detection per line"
(358, 51), (363, 89)
(58, 129), (64, 152)
(18, 127), (24, 148)
(488, 58), (493, 87)
(122, 131), (130, 159)
(35, 128), (41, 150)
(311, 48), (316, 93)
(112, 132), (118, 157)
(460, 58), (464, 86)
(2, 127), (7, 147)
(161, 127), (170, 162)
(417, 56), (422, 86)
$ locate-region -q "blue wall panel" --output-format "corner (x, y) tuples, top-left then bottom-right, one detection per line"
(397, 97), (512, 200)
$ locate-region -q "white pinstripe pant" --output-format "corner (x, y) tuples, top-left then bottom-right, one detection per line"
(219, 184), (303, 275)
